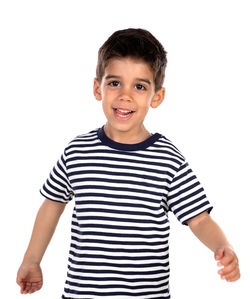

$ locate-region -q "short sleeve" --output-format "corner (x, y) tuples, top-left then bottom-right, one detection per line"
(39, 149), (74, 204)
(166, 161), (213, 225)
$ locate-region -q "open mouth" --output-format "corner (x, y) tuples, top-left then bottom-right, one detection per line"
(113, 108), (135, 120)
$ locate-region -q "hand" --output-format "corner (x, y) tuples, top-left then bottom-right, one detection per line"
(214, 246), (240, 282)
(16, 262), (43, 294)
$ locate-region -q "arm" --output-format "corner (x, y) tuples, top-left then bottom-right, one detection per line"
(187, 211), (240, 282)
(16, 199), (66, 294)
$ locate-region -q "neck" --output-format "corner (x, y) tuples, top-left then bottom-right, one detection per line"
(103, 124), (151, 144)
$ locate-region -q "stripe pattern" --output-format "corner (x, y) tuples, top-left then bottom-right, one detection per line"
(40, 126), (212, 299)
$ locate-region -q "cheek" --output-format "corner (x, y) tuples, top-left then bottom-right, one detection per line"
(101, 98), (113, 117)
(141, 97), (153, 109)
(102, 100), (109, 112)
(102, 88), (116, 101)
(138, 104), (150, 116)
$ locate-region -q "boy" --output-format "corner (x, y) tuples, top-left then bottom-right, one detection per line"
(17, 28), (240, 298)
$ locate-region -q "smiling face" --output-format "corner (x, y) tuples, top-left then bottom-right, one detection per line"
(93, 56), (165, 143)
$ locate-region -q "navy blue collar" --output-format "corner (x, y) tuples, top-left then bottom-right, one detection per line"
(97, 125), (161, 151)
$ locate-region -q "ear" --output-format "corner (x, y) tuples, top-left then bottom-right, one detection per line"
(93, 78), (102, 101)
(150, 87), (165, 108)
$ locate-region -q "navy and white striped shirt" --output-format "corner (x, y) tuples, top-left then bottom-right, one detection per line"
(40, 125), (213, 299)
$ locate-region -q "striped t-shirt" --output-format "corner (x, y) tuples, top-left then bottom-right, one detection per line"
(40, 125), (213, 299)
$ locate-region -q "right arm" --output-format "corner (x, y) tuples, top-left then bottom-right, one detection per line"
(16, 199), (66, 294)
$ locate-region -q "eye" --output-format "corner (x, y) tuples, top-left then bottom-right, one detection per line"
(108, 80), (120, 87)
(135, 84), (146, 91)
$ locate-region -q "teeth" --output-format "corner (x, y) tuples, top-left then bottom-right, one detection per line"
(117, 113), (130, 118)
(117, 109), (132, 113)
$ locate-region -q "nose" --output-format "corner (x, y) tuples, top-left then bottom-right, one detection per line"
(118, 85), (133, 102)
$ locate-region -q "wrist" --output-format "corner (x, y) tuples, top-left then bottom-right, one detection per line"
(215, 244), (234, 252)
(22, 252), (42, 265)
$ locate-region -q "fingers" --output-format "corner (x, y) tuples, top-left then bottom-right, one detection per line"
(16, 263), (43, 294)
(216, 247), (240, 282)
(217, 251), (234, 268)
(16, 276), (43, 294)
(16, 277), (26, 293)
(218, 260), (240, 281)
(20, 281), (43, 294)
(222, 268), (241, 282)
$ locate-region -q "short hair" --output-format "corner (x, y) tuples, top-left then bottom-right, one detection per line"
(96, 28), (167, 92)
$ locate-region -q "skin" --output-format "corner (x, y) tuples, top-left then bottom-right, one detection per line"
(93, 56), (165, 144)
(16, 56), (240, 295)
(16, 199), (66, 294)
(187, 211), (240, 282)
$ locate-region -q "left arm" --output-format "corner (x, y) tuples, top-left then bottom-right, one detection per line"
(187, 211), (240, 282)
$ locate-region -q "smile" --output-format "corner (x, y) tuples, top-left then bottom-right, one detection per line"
(113, 108), (135, 121)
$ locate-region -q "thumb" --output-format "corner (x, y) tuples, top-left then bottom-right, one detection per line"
(214, 247), (225, 261)
(16, 265), (28, 285)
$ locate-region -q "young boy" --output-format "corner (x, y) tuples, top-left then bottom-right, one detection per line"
(17, 28), (240, 298)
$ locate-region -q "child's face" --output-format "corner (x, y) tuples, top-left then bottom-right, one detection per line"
(94, 56), (165, 139)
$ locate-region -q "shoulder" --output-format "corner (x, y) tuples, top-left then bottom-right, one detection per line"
(65, 127), (100, 154)
(155, 131), (186, 164)
(73, 127), (99, 142)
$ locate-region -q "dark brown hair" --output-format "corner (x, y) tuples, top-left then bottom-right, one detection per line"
(96, 28), (167, 92)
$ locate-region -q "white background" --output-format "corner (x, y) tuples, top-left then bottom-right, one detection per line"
(0, 0), (249, 298)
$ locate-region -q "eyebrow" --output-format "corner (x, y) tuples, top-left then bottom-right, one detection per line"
(104, 74), (152, 86)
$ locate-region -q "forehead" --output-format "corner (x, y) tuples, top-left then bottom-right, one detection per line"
(104, 57), (154, 79)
